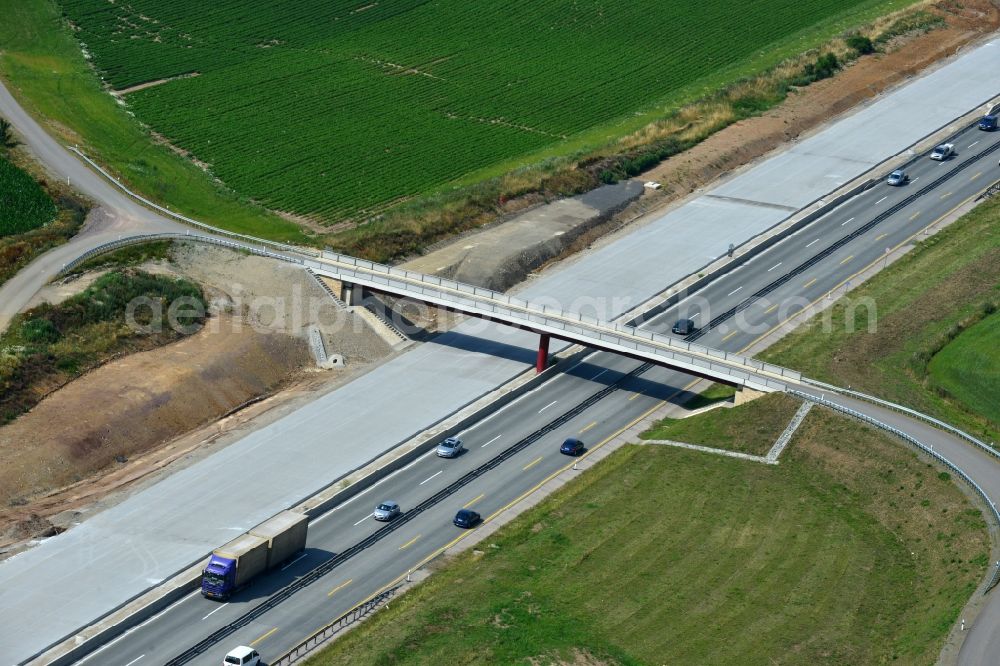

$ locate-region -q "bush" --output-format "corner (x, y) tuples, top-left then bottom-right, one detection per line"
(846, 35), (875, 55)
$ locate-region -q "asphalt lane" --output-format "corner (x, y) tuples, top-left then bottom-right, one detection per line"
(88, 123), (1000, 666)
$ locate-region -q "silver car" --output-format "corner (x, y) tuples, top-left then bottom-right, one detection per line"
(373, 501), (401, 522)
(436, 437), (463, 458)
(886, 169), (908, 186)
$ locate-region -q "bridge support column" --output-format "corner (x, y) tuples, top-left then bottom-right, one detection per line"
(536, 333), (551, 374)
(734, 386), (767, 406)
(341, 281), (364, 306)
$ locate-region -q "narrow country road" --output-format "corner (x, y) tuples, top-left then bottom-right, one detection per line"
(0, 80), (184, 330)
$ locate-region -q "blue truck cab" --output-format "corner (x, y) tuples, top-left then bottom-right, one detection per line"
(979, 115), (998, 131)
(201, 553), (239, 599)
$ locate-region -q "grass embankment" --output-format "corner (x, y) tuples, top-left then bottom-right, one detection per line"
(0, 268), (205, 423)
(761, 196), (1000, 443)
(642, 391), (801, 455)
(308, 402), (987, 665)
(0, 152), (87, 287)
(3, 0), (937, 260)
(0, 1), (306, 244)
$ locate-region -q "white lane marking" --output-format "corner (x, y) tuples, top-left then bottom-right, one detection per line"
(75, 589), (201, 664)
(202, 604), (229, 621)
(590, 368), (608, 381)
(840, 217), (855, 226)
(481, 434), (502, 448)
(281, 553), (308, 570)
(124, 657), (145, 666)
(419, 470), (443, 485)
(911, 177), (919, 183)
(969, 141), (979, 148)
(728, 286), (743, 296)
(806, 238), (821, 248)
(538, 400), (558, 413)
(690, 312), (700, 320)
(875, 196), (887, 204)
(767, 262), (782, 272)
(353, 515), (372, 526)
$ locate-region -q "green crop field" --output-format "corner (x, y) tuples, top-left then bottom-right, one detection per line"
(0, 155), (57, 236)
(59, 0), (914, 222)
(929, 311), (1000, 427)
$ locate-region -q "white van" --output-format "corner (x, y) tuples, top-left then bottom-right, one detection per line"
(224, 646), (261, 666)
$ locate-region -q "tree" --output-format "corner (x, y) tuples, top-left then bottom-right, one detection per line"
(0, 117), (18, 149)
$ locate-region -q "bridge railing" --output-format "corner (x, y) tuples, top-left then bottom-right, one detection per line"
(313, 251), (803, 384)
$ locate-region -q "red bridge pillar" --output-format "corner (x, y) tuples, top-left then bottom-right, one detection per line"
(536, 333), (551, 374)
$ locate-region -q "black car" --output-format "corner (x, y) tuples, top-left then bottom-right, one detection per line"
(672, 318), (696, 335)
(560, 438), (585, 456)
(453, 509), (481, 528)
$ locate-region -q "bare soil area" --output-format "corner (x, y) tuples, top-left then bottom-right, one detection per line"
(0, 242), (395, 554)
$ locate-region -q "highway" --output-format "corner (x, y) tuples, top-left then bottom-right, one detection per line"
(5, 40), (1000, 661)
(84, 120), (1000, 665)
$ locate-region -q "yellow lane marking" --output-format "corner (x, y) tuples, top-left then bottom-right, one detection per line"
(579, 421), (597, 434)
(909, 211), (921, 221)
(327, 578), (353, 598)
(250, 627), (278, 646)
(628, 392), (642, 401)
(350, 397), (683, 623)
(398, 535), (420, 550)
(940, 192), (952, 199)
(971, 172), (983, 181)
(463, 493), (484, 509)
(803, 277), (817, 288)
(839, 255), (853, 265)
(875, 233), (887, 241)
(764, 303), (778, 314)
(523, 456), (543, 471)
(721, 330), (737, 342)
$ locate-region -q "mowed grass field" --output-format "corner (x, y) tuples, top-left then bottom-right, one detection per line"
(59, 0), (915, 221)
(762, 197), (1000, 443)
(306, 404), (987, 665)
(641, 391), (801, 455)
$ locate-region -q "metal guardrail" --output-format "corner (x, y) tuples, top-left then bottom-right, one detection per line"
(977, 178), (1000, 201)
(802, 379), (999, 460)
(58, 232), (303, 276)
(68, 146), (321, 257)
(269, 586), (400, 666)
(789, 389), (1000, 594)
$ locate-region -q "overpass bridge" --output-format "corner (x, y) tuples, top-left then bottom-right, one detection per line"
(60, 232), (801, 393)
(307, 250), (801, 392)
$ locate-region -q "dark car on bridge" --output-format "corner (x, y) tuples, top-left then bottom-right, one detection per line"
(453, 509), (481, 528)
(671, 318), (696, 335)
(560, 438), (585, 456)
(979, 114), (998, 131)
